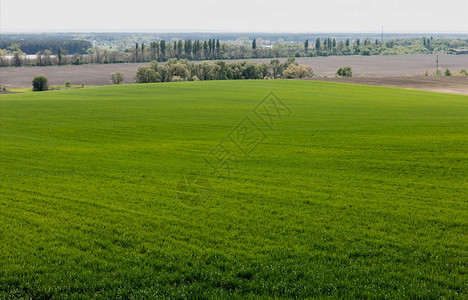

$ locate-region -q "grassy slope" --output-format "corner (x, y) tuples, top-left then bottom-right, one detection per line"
(0, 80), (467, 298)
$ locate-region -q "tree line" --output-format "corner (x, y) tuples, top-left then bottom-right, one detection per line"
(134, 58), (313, 83)
(1, 37), (467, 67)
(0, 40), (92, 55)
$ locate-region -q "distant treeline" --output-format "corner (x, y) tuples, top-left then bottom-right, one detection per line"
(1, 37), (467, 67)
(0, 40), (92, 54)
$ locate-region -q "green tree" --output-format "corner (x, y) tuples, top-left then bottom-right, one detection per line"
(283, 64), (313, 79)
(270, 59), (282, 79)
(43, 50), (52, 65)
(252, 39), (257, 50)
(335, 66), (353, 77)
(315, 38), (321, 54)
(304, 39), (309, 53)
(135, 43), (139, 62)
(32, 75), (48, 91)
(160, 40), (166, 61)
(58, 47), (63, 65)
(0, 49), (8, 67)
(10, 44), (24, 66)
(135, 66), (160, 83)
(111, 71), (124, 84)
(216, 39), (221, 58)
(257, 63), (270, 79)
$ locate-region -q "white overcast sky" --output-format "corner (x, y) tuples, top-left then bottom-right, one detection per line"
(1, 0), (467, 33)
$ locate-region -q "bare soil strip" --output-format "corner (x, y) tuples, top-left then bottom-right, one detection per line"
(305, 76), (468, 95)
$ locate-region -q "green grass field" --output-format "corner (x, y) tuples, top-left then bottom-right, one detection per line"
(0, 80), (467, 298)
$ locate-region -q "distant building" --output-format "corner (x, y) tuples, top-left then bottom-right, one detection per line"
(448, 49), (468, 55)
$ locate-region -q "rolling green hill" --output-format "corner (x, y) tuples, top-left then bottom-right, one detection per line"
(0, 80), (467, 298)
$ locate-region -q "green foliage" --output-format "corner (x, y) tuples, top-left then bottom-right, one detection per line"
(0, 39), (92, 54)
(0, 81), (466, 298)
(2, 36), (468, 67)
(58, 47), (63, 65)
(459, 69), (468, 76)
(283, 64), (313, 78)
(135, 66), (160, 83)
(110, 71), (124, 84)
(134, 58), (311, 83)
(336, 66), (353, 77)
(65, 80), (71, 87)
(72, 57), (82, 65)
(444, 68), (452, 76)
(32, 75), (48, 91)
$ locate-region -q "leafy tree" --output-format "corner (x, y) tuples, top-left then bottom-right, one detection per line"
(167, 62), (189, 80)
(65, 80), (71, 87)
(283, 57), (297, 69)
(459, 69), (468, 76)
(160, 40), (166, 61)
(135, 66), (160, 83)
(177, 40), (183, 59)
(43, 49), (52, 65)
(252, 39), (257, 50)
(444, 68), (452, 76)
(135, 43), (139, 62)
(0, 49), (7, 67)
(216, 39), (221, 57)
(111, 71), (124, 84)
(58, 47), (63, 65)
(335, 66), (353, 77)
(304, 40), (309, 53)
(10, 44), (24, 66)
(32, 75), (48, 91)
(150, 42), (159, 61)
(36, 50), (43, 66)
(270, 59), (282, 79)
(283, 64), (313, 78)
(257, 63), (270, 79)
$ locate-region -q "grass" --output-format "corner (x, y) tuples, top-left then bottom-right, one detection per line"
(0, 80), (467, 298)
(1, 85), (95, 93)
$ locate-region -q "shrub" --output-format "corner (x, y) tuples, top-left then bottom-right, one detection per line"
(32, 75), (48, 91)
(336, 66), (353, 77)
(111, 71), (124, 84)
(444, 68), (452, 76)
(171, 76), (184, 82)
(459, 69), (467, 76)
(282, 64), (313, 79)
(65, 80), (71, 88)
(72, 57), (81, 65)
(135, 66), (161, 83)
